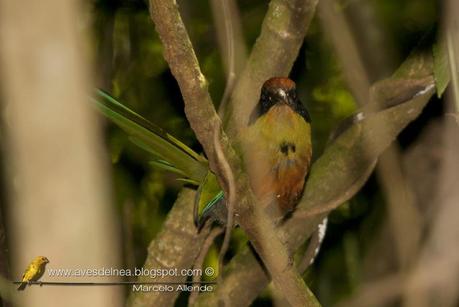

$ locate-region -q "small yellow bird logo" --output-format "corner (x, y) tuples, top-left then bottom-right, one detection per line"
(17, 256), (49, 291)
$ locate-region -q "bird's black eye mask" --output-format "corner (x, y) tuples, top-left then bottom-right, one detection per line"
(248, 87), (311, 125)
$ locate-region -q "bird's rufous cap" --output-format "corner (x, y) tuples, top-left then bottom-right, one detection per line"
(262, 77), (296, 91)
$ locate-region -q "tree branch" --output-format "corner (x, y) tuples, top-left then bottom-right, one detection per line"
(149, 0), (220, 161)
(224, 0), (319, 136)
(210, 0), (247, 116)
(318, 0), (422, 271)
(195, 54), (436, 306)
(128, 0), (321, 304)
(148, 1), (320, 306)
(127, 189), (210, 307)
(210, 0), (247, 80)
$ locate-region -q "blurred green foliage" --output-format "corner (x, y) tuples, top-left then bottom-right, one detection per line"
(91, 0), (441, 305)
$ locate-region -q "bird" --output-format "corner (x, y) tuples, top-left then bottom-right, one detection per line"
(243, 77), (312, 218)
(93, 77), (312, 225)
(17, 256), (49, 291)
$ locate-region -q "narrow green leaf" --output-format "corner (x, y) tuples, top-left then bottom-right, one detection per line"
(433, 42), (451, 98)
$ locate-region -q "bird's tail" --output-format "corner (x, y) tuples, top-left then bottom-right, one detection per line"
(92, 89), (209, 183)
(92, 90), (225, 226)
(17, 282), (27, 291)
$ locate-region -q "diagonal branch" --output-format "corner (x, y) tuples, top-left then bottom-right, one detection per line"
(127, 189), (210, 307)
(318, 0), (422, 271)
(195, 54), (437, 306)
(148, 0), (320, 306)
(127, 0), (321, 304)
(210, 0), (247, 116)
(224, 0), (319, 136)
(149, 0), (220, 160)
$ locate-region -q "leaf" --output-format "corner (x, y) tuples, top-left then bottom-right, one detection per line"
(433, 42), (450, 98)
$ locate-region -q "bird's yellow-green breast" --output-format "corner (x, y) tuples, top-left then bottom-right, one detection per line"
(243, 77), (312, 216)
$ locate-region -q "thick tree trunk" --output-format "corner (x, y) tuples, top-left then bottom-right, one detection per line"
(0, 1), (122, 306)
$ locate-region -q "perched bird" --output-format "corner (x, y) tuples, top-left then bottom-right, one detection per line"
(17, 256), (49, 291)
(243, 77), (312, 217)
(93, 77), (312, 225)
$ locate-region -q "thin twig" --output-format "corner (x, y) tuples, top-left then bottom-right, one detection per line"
(219, 0), (236, 114)
(317, 0), (371, 105)
(293, 161), (376, 220)
(297, 218), (328, 273)
(188, 224), (223, 306)
(402, 2), (459, 304)
(224, 0), (319, 136)
(210, 0), (246, 116)
(212, 122), (236, 284)
(318, 0), (422, 271)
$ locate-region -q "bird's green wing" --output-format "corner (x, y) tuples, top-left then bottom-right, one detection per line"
(93, 90), (224, 226)
(194, 171), (225, 227)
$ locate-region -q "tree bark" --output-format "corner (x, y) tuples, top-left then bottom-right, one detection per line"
(0, 1), (122, 306)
